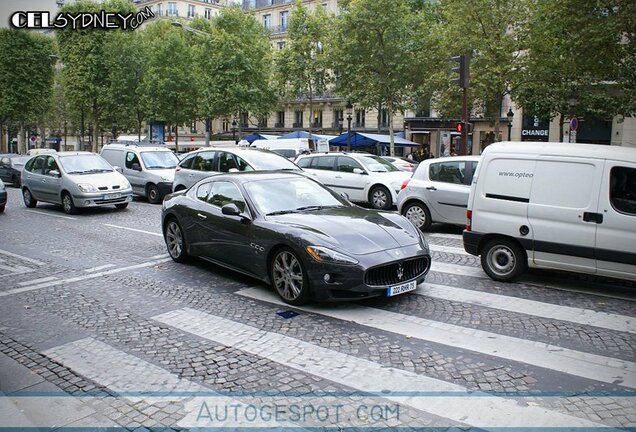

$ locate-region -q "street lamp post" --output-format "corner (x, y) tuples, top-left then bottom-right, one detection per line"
(231, 119), (238, 144)
(338, 114), (343, 135)
(346, 100), (353, 151)
(506, 108), (514, 141)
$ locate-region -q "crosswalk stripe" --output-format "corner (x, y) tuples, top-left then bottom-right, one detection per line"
(17, 276), (58, 286)
(153, 307), (604, 428)
(0, 249), (45, 266)
(417, 282), (636, 334)
(428, 244), (469, 255)
(237, 287), (636, 389)
(430, 261), (486, 278)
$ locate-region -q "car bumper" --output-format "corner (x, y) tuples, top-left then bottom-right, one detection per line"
(305, 245), (431, 301)
(463, 230), (482, 255)
(157, 182), (174, 199)
(0, 190), (6, 206)
(72, 190), (133, 208)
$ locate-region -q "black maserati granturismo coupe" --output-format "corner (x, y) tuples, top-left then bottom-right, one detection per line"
(161, 171), (431, 304)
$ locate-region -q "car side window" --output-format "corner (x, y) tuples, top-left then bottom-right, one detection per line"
(179, 155), (194, 169)
(29, 156), (45, 173)
(337, 156), (363, 173)
(196, 182), (212, 202)
(429, 161), (465, 184)
(44, 156), (59, 175)
(0, 157), (7, 166)
(125, 152), (140, 169)
(610, 166), (636, 216)
(313, 156), (336, 171)
(235, 155), (253, 171)
(296, 157), (313, 168)
(218, 152), (238, 172)
(207, 181), (246, 212)
(191, 152), (216, 172)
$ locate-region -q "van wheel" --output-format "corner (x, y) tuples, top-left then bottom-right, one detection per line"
(147, 184), (161, 204)
(23, 188), (37, 208)
(481, 238), (527, 282)
(370, 185), (392, 210)
(402, 201), (432, 231)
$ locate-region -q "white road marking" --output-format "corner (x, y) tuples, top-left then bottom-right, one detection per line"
(24, 209), (77, 220)
(150, 254), (170, 259)
(0, 258), (172, 298)
(237, 287), (636, 388)
(428, 244), (469, 255)
(0, 264), (34, 275)
(430, 261), (486, 278)
(103, 223), (163, 237)
(153, 308), (604, 428)
(0, 249), (45, 266)
(83, 264), (116, 273)
(417, 282), (636, 334)
(17, 276), (58, 286)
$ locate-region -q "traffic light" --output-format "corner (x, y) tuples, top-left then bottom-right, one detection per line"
(456, 122), (463, 133)
(455, 122), (473, 134)
(450, 54), (469, 88)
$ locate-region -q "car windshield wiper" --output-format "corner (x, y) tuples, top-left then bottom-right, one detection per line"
(265, 209), (300, 216)
(295, 205), (345, 211)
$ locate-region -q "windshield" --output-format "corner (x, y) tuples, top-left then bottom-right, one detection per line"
(242, 150), (301, 171)
(11, 156), (29, 166)
(358, 155), (399, 172)
(60, 154), (113, 174)
(244, 177), (348, 215)
(140, 151), (179, 169)
(270, 149), (297, 159)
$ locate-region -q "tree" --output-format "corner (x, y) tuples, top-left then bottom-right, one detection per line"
(513, 0), (636, 139)
(0, 29), (56, 153)
(275, 0), (330, 135)
(329, 0), (430, 155)
(140, 20), (199, 152)
(56, 0), (137, 152)
(193, 7), (275, 137)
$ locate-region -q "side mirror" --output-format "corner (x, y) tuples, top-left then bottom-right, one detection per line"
(221, 203), (251, 223)
(228, 168), (239, 173)
(49, 170), (61, 178)
(353, 168), (365, 175)
(113, 166), (123, 174)
(131, 163), (142, 172)
(339, 192), (350, 201)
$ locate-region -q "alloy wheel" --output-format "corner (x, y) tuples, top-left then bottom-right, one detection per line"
(272, 251), (304, 302)
(166, 221), (183, 259)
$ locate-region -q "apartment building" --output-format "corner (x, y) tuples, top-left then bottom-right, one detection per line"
(134, 0), (229, 21)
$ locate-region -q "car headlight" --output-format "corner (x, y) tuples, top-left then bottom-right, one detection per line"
(306, 246), (358, 265)
(122, 180), (131, 189)
(0, 182), (5, 190)
(77, 183), (98, 193)
(161, 176), (172, 182)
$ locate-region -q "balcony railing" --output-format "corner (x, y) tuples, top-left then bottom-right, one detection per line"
(270, 25), (288, 35)
(275, 122), (284, 128)
(292, 122), (302, 128)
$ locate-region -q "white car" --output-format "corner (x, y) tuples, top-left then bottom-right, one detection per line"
(381, 156), (419, 172)
(295, 152), (412, 209)
(397, 156), (480, 230)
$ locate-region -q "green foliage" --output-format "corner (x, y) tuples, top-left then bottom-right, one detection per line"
(195, 7), (275, 126)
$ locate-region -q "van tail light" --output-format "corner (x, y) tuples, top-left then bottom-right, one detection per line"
(466, 210), (472, 231)
(400, 179), (410, 190)
(175, 167), (181, 172)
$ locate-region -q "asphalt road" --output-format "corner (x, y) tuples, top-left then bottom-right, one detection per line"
(0, 185), (634, 430)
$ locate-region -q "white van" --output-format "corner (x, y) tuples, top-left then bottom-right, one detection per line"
(250, 138), (312, 160)
(463, 141), (636, 282)
(100, 143), (179, 204)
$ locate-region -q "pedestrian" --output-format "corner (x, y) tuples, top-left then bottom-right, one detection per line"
(407, 152), (413, 161)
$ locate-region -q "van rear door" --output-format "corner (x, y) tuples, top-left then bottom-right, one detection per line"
(595, 161), (636, 280)
(527, 157), (603, 274)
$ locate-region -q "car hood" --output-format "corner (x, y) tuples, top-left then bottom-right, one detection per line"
(268, 206), (419, 255)
(145, 168), (175, 181)
(67, 171), (130, 187)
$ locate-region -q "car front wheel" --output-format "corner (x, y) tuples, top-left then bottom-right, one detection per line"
(164, 218), (189, 263)
(481, 238), (527, 282)
(62, 192), (78, 215)
(147, 184), (161, 204)
(370, 185), (392, 210)
(115, 203), (128, 210)
(403, 201), (432, 231)
(23, 188), (37, 208)
(270, 248), (310, 305)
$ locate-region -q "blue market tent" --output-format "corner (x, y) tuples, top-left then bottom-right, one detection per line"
(242, 133), (280, 144)
(329, 132), (419, 148)
(278, 131), (338, 141)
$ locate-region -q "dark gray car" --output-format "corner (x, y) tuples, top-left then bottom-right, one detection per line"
(0, 154), (29, 187)
(172, 147), (302, 192)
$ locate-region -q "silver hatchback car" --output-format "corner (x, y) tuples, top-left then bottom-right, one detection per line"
(21, 152), (133, 214)
(172, 147), (302, 191)
(396, 156), (480, 230)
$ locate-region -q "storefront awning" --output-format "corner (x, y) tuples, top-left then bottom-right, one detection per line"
(242, 133), (281, 144)
(329, 132), (419, 147)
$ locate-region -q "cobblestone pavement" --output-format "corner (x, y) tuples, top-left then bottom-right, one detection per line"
(0, 186), (634, 431)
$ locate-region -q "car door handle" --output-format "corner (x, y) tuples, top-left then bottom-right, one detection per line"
(426, 186), (437, 191)
(197, 213), (207, 220)
(582, 212), (603, 224)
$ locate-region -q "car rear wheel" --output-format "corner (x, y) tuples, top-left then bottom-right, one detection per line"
(147, 184), (161, 204)
(270, 248), (310, 305)
(174, 185), (186, 192)
(62, 192), (78, 215)
(481, 238), (527, 282)
(403, 201), (432, 231)
(12, 175), (20, 188)
(370, 185), (392, 210)
(115, 203), (128, 210)
(165, 218), (189, 263)
(0, 205), (4, 213)
(22, 188), (37, 208)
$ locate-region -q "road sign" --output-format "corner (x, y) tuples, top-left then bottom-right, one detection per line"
(570, 117), (578, 131)
(30, 135), (37, 143)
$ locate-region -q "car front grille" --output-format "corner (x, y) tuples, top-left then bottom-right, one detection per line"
(364, 256), (430, 287)
(98, 185), (121, 191)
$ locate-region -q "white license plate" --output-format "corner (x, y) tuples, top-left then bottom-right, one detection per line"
(386, 280), (417, 297)
(105, 193), (120, 199)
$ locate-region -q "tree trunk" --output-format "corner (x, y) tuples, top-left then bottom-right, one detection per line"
(389, 111), (395, 156)
(175, 127), (179, 153)
(0, 123), (4, 153)
(377, 101), (382, 133)
(18, 124), (25, 154)
(559, 113), (565, 142)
